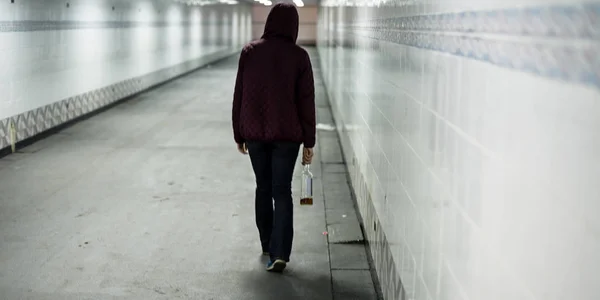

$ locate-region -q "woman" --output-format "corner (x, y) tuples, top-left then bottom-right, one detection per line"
(231, 3), (316, 273)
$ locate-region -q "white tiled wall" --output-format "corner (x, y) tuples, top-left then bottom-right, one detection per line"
(0, 0), (252, 120)
(317, 2), (600, 300)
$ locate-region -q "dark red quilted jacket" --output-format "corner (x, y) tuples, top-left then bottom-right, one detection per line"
(231, 3), (316, 148)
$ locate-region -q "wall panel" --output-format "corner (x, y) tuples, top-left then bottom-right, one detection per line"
(317, 2), (600, 300)
(0, 0), (252, 151)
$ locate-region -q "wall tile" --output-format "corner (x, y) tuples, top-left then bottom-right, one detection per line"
(438, 262), (467, 300)
(1, 0), (252, 149)
(318, 1), (600, 299)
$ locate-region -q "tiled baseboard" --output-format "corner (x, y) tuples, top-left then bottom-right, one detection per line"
(349, 159), (407, 300)
(0, 48), (239, 155)
(319, 64), (404, 300)
(337, 118), (406, 300)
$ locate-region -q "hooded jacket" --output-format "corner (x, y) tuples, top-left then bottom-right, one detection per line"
(231, 3), (316, 148)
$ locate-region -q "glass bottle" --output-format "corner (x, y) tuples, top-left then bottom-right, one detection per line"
(300, 164), (313, 205)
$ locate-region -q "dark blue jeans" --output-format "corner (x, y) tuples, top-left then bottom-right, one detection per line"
(247, 141), (300, 262)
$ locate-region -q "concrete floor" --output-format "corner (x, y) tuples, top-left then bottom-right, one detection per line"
(0, 50), (379, 300)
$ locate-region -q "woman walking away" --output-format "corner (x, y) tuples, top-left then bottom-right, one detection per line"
(231, 3), (316, 273)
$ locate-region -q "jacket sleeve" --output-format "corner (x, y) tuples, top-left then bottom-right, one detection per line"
(296, 51), (316, 148)
(232, 49), (246, 144)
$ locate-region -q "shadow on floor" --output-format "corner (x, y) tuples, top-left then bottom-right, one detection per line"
(238, 255), (332, 300)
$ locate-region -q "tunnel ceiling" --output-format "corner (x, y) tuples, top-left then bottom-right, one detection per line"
(170, 0), (317, 7)
(170, 0), (247, 5)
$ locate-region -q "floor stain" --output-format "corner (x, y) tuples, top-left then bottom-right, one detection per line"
(75, 209), (95, 218)
(3, 234), (26, 243)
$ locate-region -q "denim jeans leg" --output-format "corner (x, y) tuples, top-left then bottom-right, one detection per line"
(269, 142), (300, 262)
(247, 142), (273, 253)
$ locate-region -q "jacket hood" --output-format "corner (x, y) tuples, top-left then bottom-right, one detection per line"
(261, 3), (299, 43)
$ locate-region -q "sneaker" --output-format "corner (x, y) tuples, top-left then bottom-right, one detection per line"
(266, 259), (287, 272)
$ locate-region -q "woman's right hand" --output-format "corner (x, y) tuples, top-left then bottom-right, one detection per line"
(302, 147), (314, 165)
